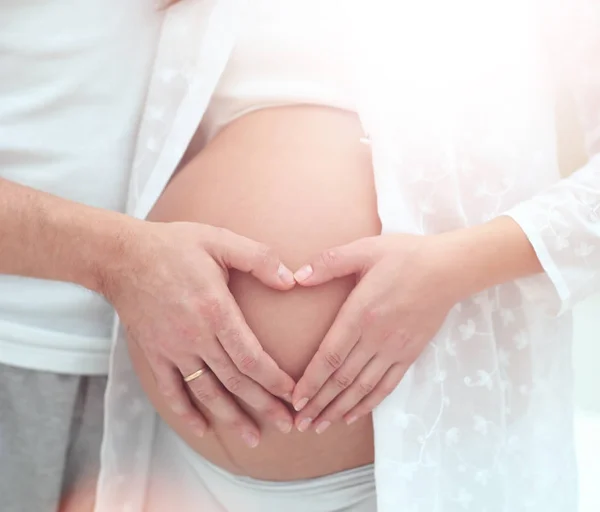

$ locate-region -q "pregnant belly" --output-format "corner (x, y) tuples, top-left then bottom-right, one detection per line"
(128, 106), (381, 480)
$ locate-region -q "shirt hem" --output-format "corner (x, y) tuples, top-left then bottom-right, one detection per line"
(0, 338), (110, 376)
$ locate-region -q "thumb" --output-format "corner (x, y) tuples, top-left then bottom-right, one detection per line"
(293, 238), (373, 286)
(209, 228), (296, 290)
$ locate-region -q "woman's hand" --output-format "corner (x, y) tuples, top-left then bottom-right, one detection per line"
(290, 233), (465, 434)
(103, 221), (297, 447)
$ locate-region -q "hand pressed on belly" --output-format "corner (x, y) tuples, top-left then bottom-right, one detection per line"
(129, 106), (381, 480)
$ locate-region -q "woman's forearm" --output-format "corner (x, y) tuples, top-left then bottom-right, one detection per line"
(0, 177), (140, 294)
(437, 215), (544, 301)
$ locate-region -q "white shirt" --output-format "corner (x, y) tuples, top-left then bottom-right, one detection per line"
(199, 0), (357, 142)
(0, 0), (162, 374)
(97, 0), (600, 511)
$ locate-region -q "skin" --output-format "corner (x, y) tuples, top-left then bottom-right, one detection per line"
(291, 216), (544, 432)
(130, 106), (378, 479)
(0, 177), (298, 446)
(0, 119), (543, 450)
(124, 104), (543, 480)
(2, 0), (547, 479)
(155, 0), (547, 434)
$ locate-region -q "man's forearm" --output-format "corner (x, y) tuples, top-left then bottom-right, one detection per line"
(0, 177), (140, 294)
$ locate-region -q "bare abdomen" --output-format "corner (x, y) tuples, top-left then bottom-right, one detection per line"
(129, 106), (381, 480)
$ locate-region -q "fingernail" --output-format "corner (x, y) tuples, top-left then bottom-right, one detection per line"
(315, 421), (331, 434)
(294, 397), (309, 412)
(294, 265), (313, 283)
(346, 415), (359, 426)
(276, 420), (293, 434)
(297, 417), (313, 432)
(278, 263), (296, 286)
(242, 432), (259, 448)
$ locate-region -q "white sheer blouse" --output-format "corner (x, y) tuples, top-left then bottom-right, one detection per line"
(96, 1), (600, 511)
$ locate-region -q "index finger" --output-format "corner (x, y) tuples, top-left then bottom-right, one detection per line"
(294, 238), (373, 286)
(292, 296), (362, 411)
(215, 290), (295, 400)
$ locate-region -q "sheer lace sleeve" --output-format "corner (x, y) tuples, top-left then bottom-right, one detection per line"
(505, 0), (600, 315)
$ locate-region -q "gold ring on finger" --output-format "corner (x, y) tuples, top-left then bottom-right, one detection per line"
(183, 367), (210, 383)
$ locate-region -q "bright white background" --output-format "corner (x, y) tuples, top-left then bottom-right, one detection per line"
(573, 297), (600, 512)
(557, 88), (600, 512)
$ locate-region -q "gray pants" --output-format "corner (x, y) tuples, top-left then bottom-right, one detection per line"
(0, 362), (107, 512)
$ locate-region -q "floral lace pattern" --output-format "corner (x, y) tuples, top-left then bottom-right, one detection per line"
(96, 1), (599, 511)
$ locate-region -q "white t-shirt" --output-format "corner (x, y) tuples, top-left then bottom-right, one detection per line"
(0, 0), (162, 375)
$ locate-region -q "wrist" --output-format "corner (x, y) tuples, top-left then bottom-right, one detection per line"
(53, 205), (145, 297)
(83, 213), (147, 299)
(0, 178), (146, 294)
(434, 216), (543, 300)
(417, 233), (474, 305)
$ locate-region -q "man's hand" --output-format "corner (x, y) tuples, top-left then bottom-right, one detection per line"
(0, 179), (297, 447)
(103, 221), (297, 447)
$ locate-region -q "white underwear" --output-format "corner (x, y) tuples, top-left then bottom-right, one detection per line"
(145, 420), (377, 512)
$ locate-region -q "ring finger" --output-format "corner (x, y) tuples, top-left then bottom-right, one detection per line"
(200, 339), (295, 432)
(178, 359), (261, 448)
(310, 355), (391, 434)
(153, 358), (209, 438)
(342, 362), (408, 426)
(294, 341), (373, 432)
